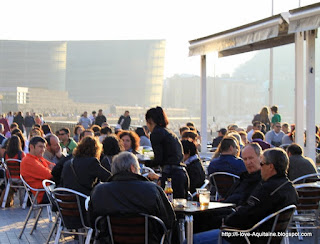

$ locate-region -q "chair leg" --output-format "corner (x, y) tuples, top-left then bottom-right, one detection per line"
(178, 218), (185, 244)
(78, 229), (84, 244)
(1, 182), (10, 208)
(46, 213), (59, 244)
(22, 190), (28, 209)
(54, 219), (63, 244)
(85, 228), (93, 244)
(47, 205), (53, 222)
(30, 207), (43, 234)
(18, 203), (34, 238)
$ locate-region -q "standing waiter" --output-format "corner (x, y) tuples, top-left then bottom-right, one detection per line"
(145, 106), (189, 199)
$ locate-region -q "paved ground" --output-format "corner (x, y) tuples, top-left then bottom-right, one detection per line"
(0, 193), (319, 244)
(0, 195), (77, 244)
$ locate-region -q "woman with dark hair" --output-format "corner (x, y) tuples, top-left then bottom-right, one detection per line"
(61, 136), (111, 196)
(119, 131), (140, 154)
(101, 135), (123, 171)
(11, 128), (27, 153)
(252, 106), (271, 132)
(135, 127), (151, 147)
(41, 124), (52, 136)
(181, 140), (205, 194)
(145, 106), (189, 199)
(4, 135), (26, 179)
(73, 125), (84, 143)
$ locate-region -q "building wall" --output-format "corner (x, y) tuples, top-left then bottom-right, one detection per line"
(0, 40), (67, 91)
(65, 40), (165, 107)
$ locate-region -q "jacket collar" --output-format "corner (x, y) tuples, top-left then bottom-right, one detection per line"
(108, 171), (149, 182)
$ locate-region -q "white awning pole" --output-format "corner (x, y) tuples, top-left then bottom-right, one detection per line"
(295, 32), (304, 147)
(200, 55), (207, 153)
(305, 30), (316, 162)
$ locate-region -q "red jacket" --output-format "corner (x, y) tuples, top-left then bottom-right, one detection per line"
(20, 154), (54, 203)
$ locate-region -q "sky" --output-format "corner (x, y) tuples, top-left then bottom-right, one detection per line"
(0, 0), (318, 78)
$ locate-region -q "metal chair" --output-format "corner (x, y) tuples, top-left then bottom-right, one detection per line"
(219, 205), (296, 244)
(42, 179), (60, 244)
(1, 159), (28, 208)
(51, 187), (93, 244)
(18, 174), (53, 239)
(288, 184), (320, 243)
(209, 172), (240, 201)
(292, 173), (320, 184)
(94, 213), (168, 244)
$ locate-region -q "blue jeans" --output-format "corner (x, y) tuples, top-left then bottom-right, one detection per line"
(189, 229), (231, 244)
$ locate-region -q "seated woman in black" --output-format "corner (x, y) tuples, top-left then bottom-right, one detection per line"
(100, 135), (122, 172)
(181, 140), (205, 194)
(145, 106), (189, 199)
(61, 136), (111, 196)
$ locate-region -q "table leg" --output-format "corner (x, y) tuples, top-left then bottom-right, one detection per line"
(185, 215), (193, 244)
(179, 218), (186, 244)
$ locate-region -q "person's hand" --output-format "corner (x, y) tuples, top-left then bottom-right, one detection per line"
(147, 172), (160, 181)
(55, 146), (63, 158)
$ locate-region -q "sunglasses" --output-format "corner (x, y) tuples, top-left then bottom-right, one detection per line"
(260, 161), (268, 166)
(59, 133), (66, 136)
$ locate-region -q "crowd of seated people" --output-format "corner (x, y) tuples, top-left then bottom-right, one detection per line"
(1, 106), (320, 244)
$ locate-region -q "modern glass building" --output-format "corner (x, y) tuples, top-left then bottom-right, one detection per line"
(0, 40), (165, 108)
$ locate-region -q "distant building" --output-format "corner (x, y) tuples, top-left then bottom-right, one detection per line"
(0, 40), (165, 108)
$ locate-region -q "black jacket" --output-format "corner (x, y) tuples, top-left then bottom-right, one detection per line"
(145, 126), (183, 168)
(61, 156), (111, 196)
(13, 114), (25, 132)
(95, 115), (107, 127)
(186, 157), (206, 194)
(223, 174), (298, 243)
(24, 116), (35, 127)
(89, 172), (176, 242)
(118, 115), (131, 130)
(223, 170), (261, 206)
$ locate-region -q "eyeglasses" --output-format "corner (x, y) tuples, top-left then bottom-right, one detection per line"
(260, 161), (268, 166)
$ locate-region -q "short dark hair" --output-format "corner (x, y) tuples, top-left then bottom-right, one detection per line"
(101, 126), (112, 135)
(102, 135), (122, 156)
(220, 136), (238, 153)
(181, 139), (197, 156)
(271, 105), (278, 113)
(179, 126), (190, 135)
(29, 136), (46, 147)
(252, 130), (265, 140)
(263, 148), (288, 175)
(80, 129), (94, 141)
(59, 127), (70, 135)
(287, 143), (303, 155)
(186, 122), (195, 127)
(135, 127), (146, 137)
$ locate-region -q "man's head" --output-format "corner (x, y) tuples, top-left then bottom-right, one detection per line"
(252, 130), (265, 141)
(261, 148), (288, 181)
(58, 128), (70, 143)
(92, 111), (96, 117)
(79, 129), (94, 141)
(282, 122), (289, 134)
(83, 111), (88, 117)
(219, 136), (239, 156)
(286, 143), (303, 157)
(217, 128), (227, 137)
(29, 136), (47, 157)
(241, 143), (262, 174)
(45, 134), (61, 154)
(10, 122), (18, 131)
(26, 112), (30, 117)
(179, 126), (190, 136)
(252, 121), (262, 131)
(98, 109), (103, 116)
(273, 122), (282, 133)
(270, 105), (278, 114)
(111, 152), (140, 175)
(124, 110), (130, 117)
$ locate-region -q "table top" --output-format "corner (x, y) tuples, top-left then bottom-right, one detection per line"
(174, 201), (235, 214)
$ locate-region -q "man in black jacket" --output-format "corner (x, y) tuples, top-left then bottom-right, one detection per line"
(192, 148), (298, 244)
(224, 143), (262, 206)
(89, 152), (175, 243)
